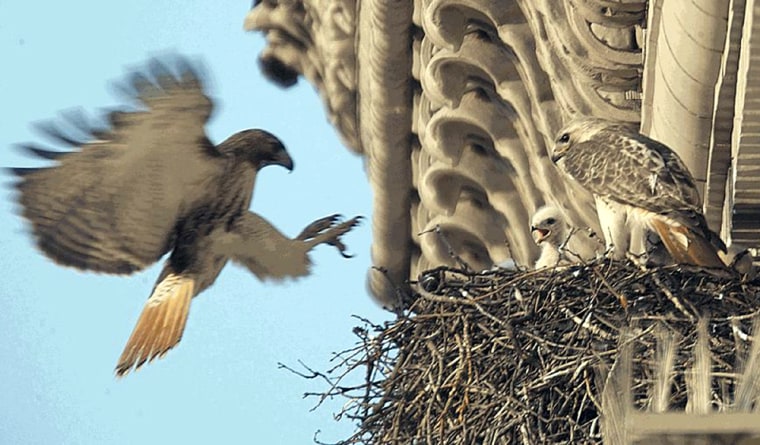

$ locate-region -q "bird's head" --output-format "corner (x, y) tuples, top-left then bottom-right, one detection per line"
(550, 117), (615, 164)
(223, 129), (294, 172)
(530, 205), (566, 246)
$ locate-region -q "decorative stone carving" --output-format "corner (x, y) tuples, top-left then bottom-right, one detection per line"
(248, 0), (760, 305)
(413, 0), (644, 286)
(244, 0), (361, 152)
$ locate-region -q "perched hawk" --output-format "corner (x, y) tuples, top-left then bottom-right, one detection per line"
(10, 56), (361, 376)
(530, 205), (602, 269)
(550, 118), (726, 269)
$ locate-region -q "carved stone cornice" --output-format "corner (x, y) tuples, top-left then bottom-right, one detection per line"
(248, 0), (414, 307)
(244, 0), (361, 152)
(412, 0), (644, 281)
(725, 0), (760, 247)
(356, 0), (415, 307)
(249, 1), (760, 307)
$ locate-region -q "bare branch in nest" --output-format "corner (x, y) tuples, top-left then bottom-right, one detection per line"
(419, 225), (472, 272)
(289, 258), (760, 444)
(372, 266), (415, 312)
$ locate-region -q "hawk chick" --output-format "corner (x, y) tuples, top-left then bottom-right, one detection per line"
(531, 205), (601, 269)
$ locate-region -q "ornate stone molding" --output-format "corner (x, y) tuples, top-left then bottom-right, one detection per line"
(244, 0), (361, 152)
(641, 0), (730, 208)
(412, 0), (644, 281)
(248, 0), (760, 305)
(356, 0), (415, 307)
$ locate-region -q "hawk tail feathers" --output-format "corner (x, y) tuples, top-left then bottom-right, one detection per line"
(706, 226), (728, 253)
(683, 210), (727, 253)
(650, 219), (726, 269)
(115, 272), (195, 377)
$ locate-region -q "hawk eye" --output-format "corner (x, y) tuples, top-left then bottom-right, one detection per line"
(546, 217), (557, 225)
(558, 133), (570, 144)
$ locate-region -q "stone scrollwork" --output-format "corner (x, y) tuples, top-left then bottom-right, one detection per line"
(245, 0), (361, 152)
(414, 0), (643, 279)
(248, 0), (646, 306)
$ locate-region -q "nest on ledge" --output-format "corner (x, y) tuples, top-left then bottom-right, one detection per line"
(301, 259), (760, 445)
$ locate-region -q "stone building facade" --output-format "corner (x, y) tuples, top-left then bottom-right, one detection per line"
(247, 0), (760, 308)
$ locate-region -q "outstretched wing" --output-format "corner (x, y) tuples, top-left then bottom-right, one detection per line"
(10, 56), (226, 274)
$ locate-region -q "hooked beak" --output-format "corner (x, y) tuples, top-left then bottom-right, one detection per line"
(274, 150), (294, 172)
(550, 152), (564, 163)
(531, 226), (550, 245)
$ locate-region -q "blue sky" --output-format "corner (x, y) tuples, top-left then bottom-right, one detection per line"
(0, 1), (388, 443)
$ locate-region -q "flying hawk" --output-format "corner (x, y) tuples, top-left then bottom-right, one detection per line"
(531, 205), (602, 269)
(10, 56), (361, 376)
(550, 117), (726, 269)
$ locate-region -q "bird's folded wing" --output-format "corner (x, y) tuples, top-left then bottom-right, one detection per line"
(220, 212), (311, 280)
(649, 218), (726, 268)
(571, 135), (702, 216)
(569, 135), (728, 247)
(11, 56), (225, 274)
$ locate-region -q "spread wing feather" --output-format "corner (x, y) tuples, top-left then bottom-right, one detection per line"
(10, 56), (227, 274)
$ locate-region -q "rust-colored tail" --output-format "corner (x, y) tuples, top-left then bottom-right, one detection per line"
(115, 273), (195, 377)
(650, 219), (726, 269)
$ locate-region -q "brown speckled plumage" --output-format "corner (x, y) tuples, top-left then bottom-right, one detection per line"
(10, 55), (362, 376)
(551, 117), (726, 269)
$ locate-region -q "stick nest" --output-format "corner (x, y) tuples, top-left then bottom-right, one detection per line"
(303, 259), (760, 444)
